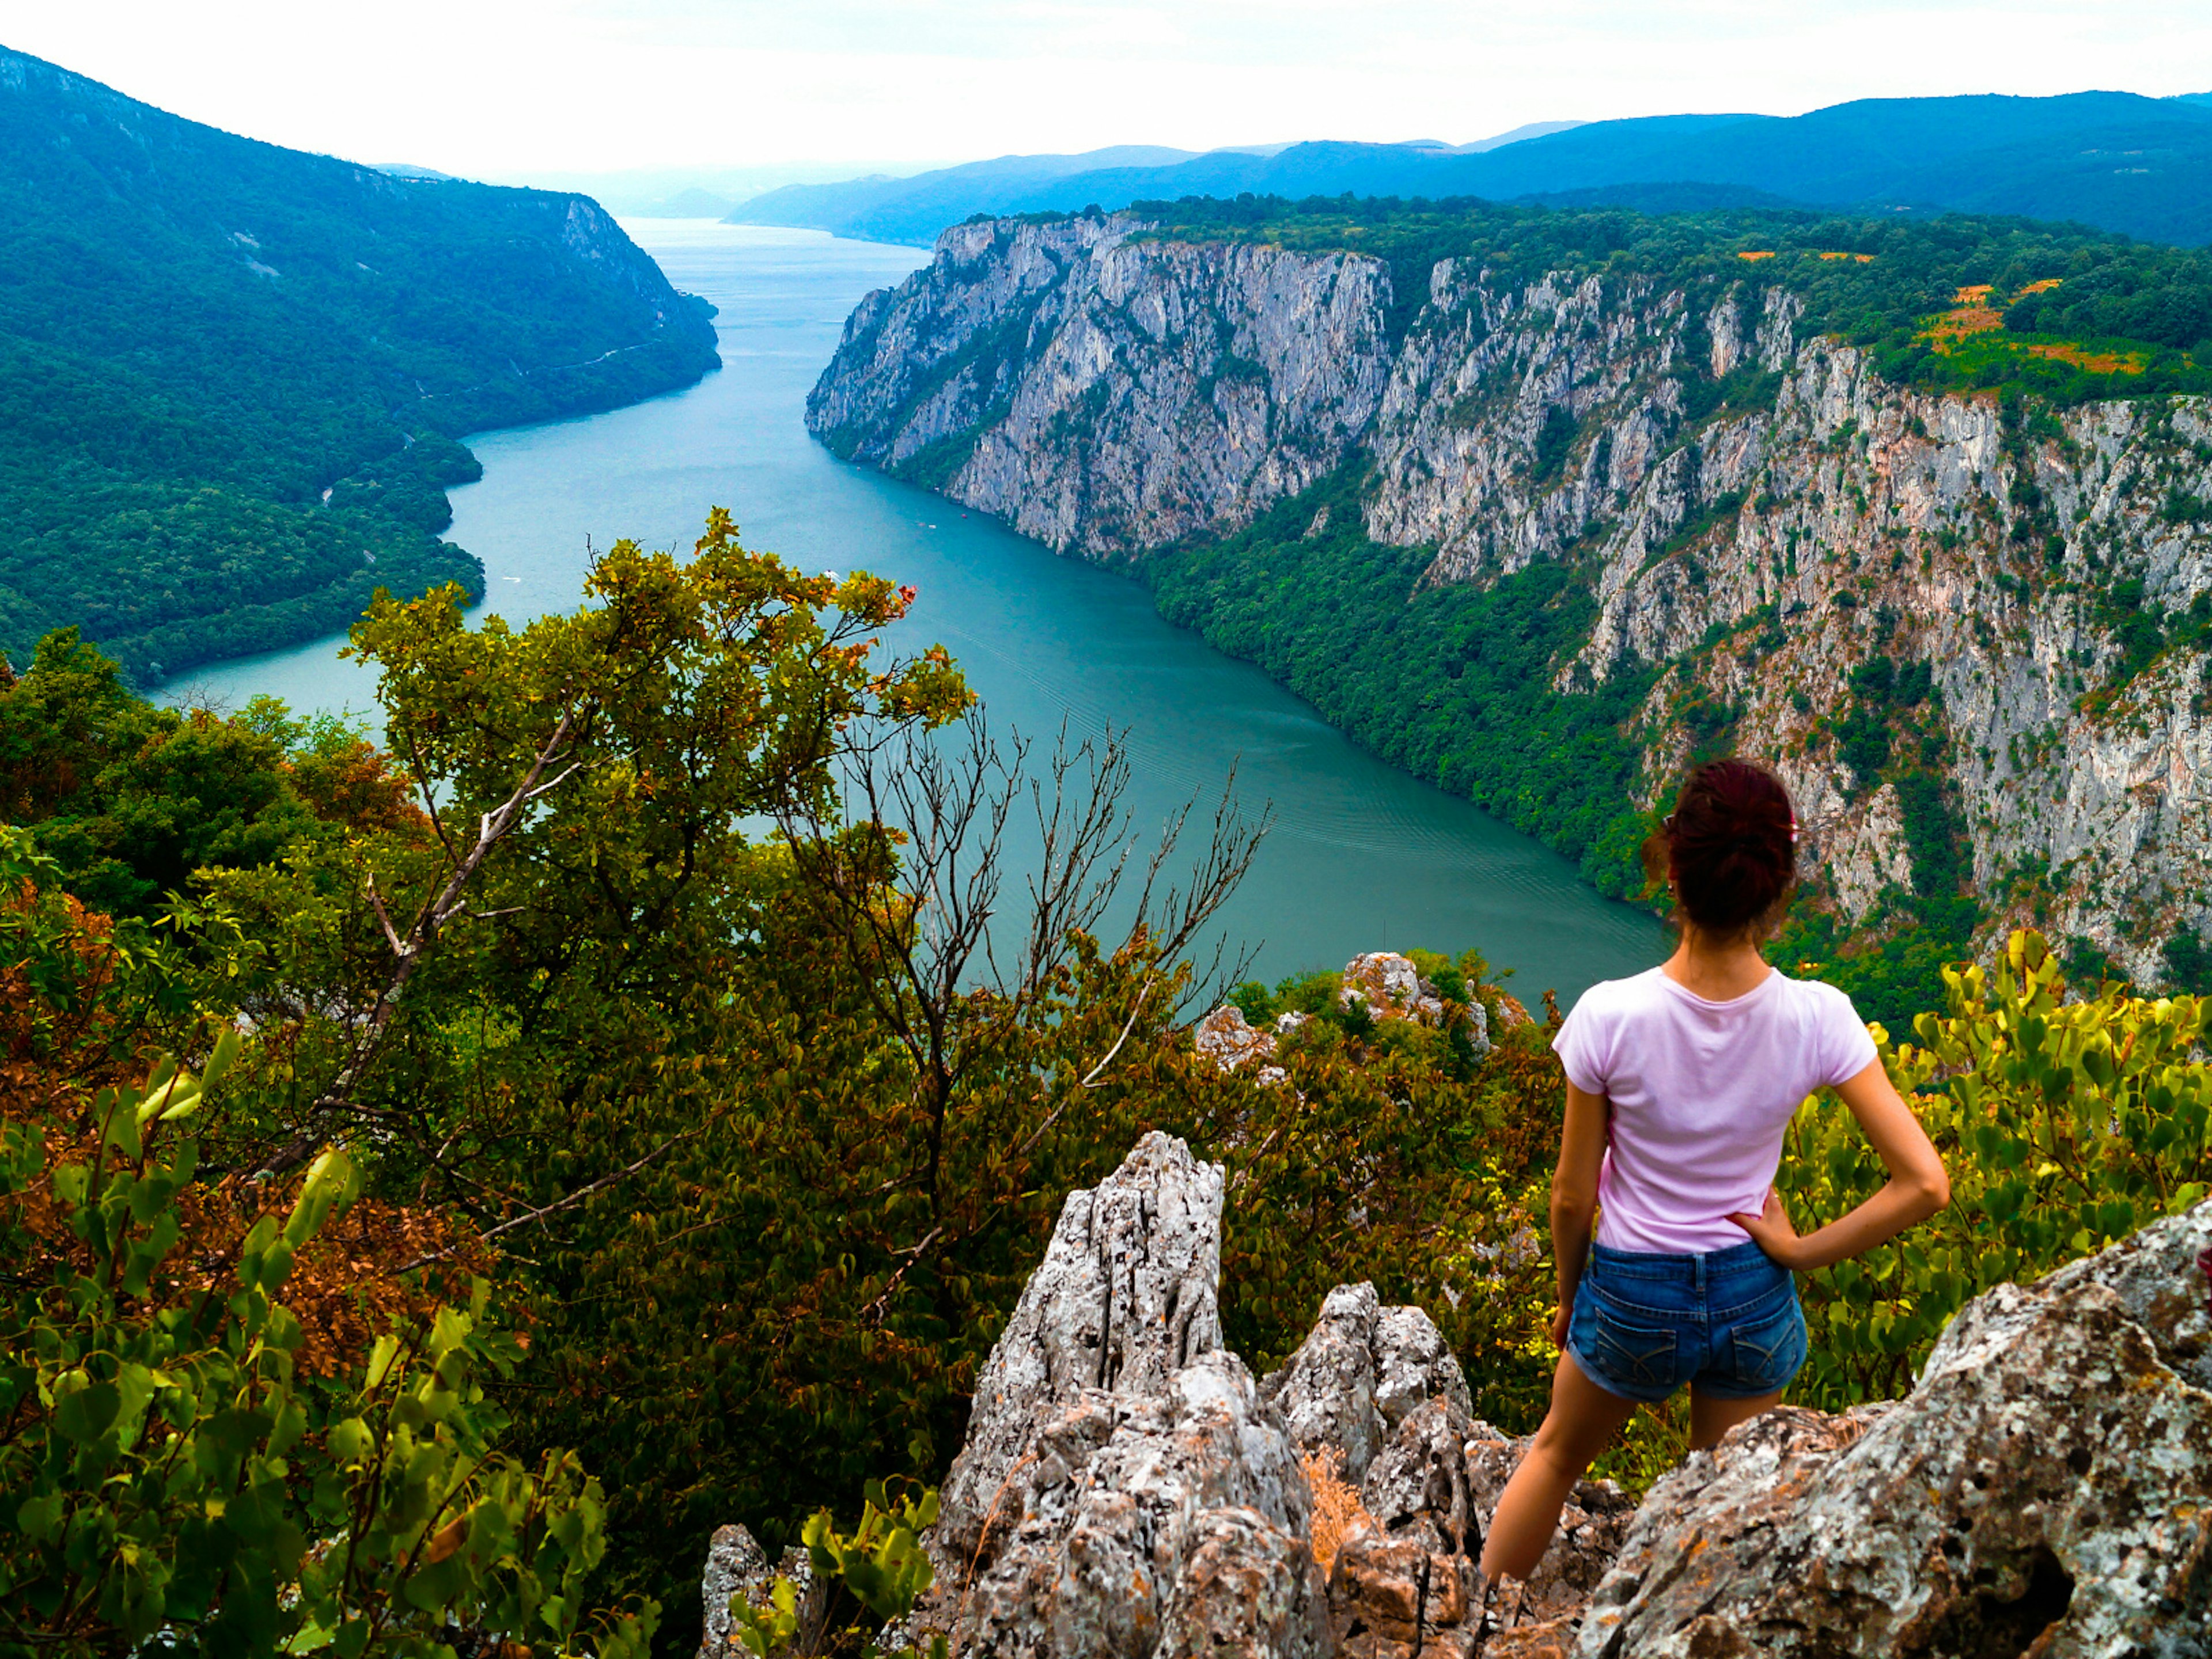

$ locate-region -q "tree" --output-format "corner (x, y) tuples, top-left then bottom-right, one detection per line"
(0, 828), (656, 1657)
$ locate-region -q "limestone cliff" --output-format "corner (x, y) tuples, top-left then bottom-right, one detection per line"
(700, 1134), (2212, 1657)
(809, 212), (2212, 982)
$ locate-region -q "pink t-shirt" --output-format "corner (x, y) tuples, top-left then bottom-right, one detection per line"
(1553, 967), (1878, 1255)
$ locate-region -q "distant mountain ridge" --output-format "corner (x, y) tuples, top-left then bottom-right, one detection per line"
(732, 92), (2212, 248)
(0, 44), (720, 683)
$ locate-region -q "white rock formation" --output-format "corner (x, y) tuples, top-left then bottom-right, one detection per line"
(811, 212), (2212, 978)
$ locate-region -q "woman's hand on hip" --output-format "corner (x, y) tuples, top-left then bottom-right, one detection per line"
(1550, 1296), (1574, 1350)
(1727, 1189), (1806, 1269)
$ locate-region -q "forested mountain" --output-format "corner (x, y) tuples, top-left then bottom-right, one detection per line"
(810, 197), (2212, 1022)
(0, 45), (721, 684)
(734, 92), (2212, 248)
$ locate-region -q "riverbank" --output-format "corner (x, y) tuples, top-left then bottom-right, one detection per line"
(168, 221), (1660, 1002)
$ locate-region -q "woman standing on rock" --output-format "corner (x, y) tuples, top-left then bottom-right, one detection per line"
(1479, 758), (1950, 1583)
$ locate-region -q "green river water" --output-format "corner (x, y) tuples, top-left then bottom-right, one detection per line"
(171, 221), (1661, 1005)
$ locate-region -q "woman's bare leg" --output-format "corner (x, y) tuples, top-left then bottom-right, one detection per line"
(1479, 1353), (1640, 1581)
(1687, 1387), (1782, 1451)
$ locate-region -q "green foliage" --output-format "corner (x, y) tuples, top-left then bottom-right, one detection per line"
(0, 51), (718, 682)
(732, 1483), (946, 1659)
(2162, 928), (2212, 995)
(1146, 465), (1657, 898)
(0, 502), (1572, 1650)
(0, 836), (653, 1656)
(1777, 929), (2212, 1410)
(0, 629), (394, 916)
(1140, 194), (2212, 408)
(1531, 406), (1578, 482)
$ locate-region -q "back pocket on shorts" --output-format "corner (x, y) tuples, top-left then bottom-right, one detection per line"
(1724, 1293), (1808, 1396)
(1588, 1301), (1682, 1394)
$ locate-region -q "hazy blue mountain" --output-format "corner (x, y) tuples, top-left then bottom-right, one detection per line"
(0, 44), (720, 682)
(728, 143), (1215, 243)
(736, 93), (2212, 248)
(637, 186), (740, 218)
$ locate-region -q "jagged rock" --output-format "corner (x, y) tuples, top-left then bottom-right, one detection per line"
(1330, 1532), (1475, 1658)
(1459, 1424), (1636, 1630)
(2041, 1196), (2212, 1392)
(1262, 1284), (1472, 1483)
(951, 1353), (1332, 1659)
(695, 1154), (2210, 1659)
(1194, 1004), (1274, 1070)
(1195, 961), (1497, 1089)
(1334, 1398), (1633, 1654)
(1261, 1285), (1383, 1480)
(1374, 1305), (1476, 1431)
(696, 1524), (820, 1658)
(1570, 1199), (2212, 1657)
(1339, 953), (1430, 1021)
(1340, 953), (1490, 1055)
(910, 1135), (1328, 1659)
(1361, 1399), (1478, 1558)
(934, 1131), (1225, 1570)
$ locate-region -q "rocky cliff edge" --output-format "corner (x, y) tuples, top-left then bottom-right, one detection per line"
(701, 1132), (2212, 1657)
(807, 211), (2212, 983)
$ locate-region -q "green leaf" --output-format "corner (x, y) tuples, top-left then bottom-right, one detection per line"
(55, 1381), (121, 1445)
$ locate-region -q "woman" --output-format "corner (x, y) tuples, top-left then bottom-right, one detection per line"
(1479, 759), (1950, 1582)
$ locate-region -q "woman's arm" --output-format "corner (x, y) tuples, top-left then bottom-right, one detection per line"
(1730, 1057), (1951, 1271)
(1549, 1081), (1612, 1344)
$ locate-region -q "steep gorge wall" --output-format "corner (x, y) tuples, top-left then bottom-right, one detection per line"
(809, 213), (2212, 981)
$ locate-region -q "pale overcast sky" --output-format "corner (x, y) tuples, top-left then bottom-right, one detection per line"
(1, 1), (2206, 181)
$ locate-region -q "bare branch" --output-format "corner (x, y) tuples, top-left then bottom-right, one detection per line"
(385, 1128), (695, 1275)
(250, 708), (584, 1184)
(858, 1223), (944, 1325)
(778, 703), (1268, 1221)
(1080, 975), (1156, 1089)
(363, 873), (407, 958)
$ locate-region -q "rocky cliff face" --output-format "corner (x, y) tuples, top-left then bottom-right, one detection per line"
(703, 1134), (2212, 1657)
(809, 213), (2212, 981)
(808, 215), (1392, 555)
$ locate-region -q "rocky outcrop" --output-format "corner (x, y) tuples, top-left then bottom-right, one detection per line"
(934, 1131), (1227, 1570)
(698, 1524), (819, 1658)
(810, 211), (2212, 978)
(1191, 1005), (1279, 1073)
(1259, 1283), (1473, 1485)
(916, 1132), (1330, 1659)
(1568, 1198), (2212, 1656)
(808, 215), (1391, 556)
(699, 1141), (2212, 1658)
(1190, 953), (1493, 1088)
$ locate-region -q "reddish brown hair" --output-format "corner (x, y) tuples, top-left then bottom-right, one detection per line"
(1643, 759), (1798, 939)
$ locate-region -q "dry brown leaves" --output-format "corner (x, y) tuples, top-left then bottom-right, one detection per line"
(1302, 1445), (1376, 1575)
(3, 876), (488, 1378)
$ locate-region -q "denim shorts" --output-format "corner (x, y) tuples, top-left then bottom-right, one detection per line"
(1565, 1239), (1807, 1404)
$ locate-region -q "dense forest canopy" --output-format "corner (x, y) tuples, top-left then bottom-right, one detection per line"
(0, 45), (719, 685)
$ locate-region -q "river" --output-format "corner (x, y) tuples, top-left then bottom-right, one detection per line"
(171, 221), (1661, 1004)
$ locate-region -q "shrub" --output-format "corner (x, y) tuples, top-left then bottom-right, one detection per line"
(1779, 929), (2212, 1410)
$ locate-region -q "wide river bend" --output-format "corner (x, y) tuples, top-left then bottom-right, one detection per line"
(174, 222), (1660, 1005)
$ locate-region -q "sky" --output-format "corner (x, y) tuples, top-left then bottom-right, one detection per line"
(1, 1), (2208, 186)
